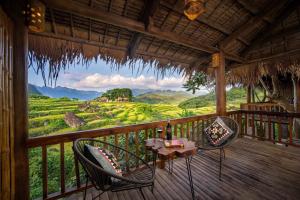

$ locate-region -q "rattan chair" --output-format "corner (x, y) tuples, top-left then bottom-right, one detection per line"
(194, 116), (239, 180)
(73, 138), (155, 200)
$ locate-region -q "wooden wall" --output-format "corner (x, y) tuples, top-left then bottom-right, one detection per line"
(0, 7), (15, 200)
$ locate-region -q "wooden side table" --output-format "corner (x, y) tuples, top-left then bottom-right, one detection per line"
(145, 138), (197, 200)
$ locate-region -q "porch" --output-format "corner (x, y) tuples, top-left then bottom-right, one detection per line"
(67, 137), (300, 200)
(1, 0), (300, 200)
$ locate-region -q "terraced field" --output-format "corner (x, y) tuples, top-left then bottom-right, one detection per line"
(28, 97), (216, 137)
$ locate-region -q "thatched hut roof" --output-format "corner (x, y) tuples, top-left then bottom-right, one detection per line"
(29, 0), (300, 84)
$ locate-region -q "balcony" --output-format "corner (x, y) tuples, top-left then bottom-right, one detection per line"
(26, 110), (300, 199)
(67, 137), (300, 200)
(1, 0), (300, 200)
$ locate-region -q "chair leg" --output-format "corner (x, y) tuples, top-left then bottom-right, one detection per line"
(139, 187), (146, 200)
(219, 148), (223, 181)
(151, 182), (155, 193)
(222, 148), (226, 160)
(83, 176), (88, 200)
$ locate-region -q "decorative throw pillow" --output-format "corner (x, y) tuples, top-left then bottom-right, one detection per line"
(84, 144), (122, 176)
(204, 117), (233, 146)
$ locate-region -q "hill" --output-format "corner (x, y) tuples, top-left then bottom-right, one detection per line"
(28, 84), (42, 95)
(179, 87), (247, 109)
(28, 84), (101, 100)
(131, 88), (161, 96)
(134, 90), (193, 104)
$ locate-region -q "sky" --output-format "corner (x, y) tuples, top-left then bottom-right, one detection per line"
(28, 59), (208, 94)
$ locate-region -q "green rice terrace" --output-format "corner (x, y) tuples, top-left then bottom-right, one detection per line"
(28, 87), (248, 199)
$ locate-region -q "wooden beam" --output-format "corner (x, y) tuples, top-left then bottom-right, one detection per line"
(127, 0), (160, 58)
(242, 0), (299, 57)
(70, 13), (74, 37)
(141, 0), (160, 30)
(219, 0), (286, 50)
(43, 0), (244, 62)
(50, 8), (57, 34)
(236, 0), (259, 14)
(213, 52), (226, 116)
(128, 33), (142, 58)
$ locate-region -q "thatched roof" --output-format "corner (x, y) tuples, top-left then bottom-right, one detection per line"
(28, 0), (300, 84)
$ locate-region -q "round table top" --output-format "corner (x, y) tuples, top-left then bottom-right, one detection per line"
(145, 138), (197, 159)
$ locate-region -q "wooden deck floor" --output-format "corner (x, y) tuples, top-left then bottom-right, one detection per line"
(67, 138), (300, 200)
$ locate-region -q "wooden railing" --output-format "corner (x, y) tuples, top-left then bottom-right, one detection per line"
(27, 113), (216, 200)
(26, 110), (300, 200)
(233, 110), (300, 147)
(240, 103), (286, 112)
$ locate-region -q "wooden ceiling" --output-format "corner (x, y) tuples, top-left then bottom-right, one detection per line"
(30, 0), (300, 72)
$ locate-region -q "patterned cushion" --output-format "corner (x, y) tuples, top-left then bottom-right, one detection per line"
(204, 117), (233, 146)
(84, 144), (122, 176)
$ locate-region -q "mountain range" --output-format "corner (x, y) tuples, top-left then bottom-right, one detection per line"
(28, 84), (101, 100)
(28, 84), (194, 101)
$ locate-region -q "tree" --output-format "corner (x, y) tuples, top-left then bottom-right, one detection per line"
(183, 72), (214, 94)
(101, 88), (133, 101)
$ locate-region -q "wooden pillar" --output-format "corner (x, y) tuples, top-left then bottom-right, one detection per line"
(9, 0), (29, 199)
(247, 85), (251, 103)
(212, 51), (226, 116)
(294, 79), (300, 112)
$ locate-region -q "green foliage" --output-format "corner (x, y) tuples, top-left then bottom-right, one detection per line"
(183, 72), (213, 94)
(59, 97), (71, 101)
(179, 87), (247, 110)
(178, 109), (196, 118)
(134, 90), (192, 105)
(101, 88), (133, 101)
(29, 94), (50, 99)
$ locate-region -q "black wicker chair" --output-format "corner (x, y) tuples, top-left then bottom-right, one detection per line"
(73, 138), (155, 200)
(194, 116), (239, 180)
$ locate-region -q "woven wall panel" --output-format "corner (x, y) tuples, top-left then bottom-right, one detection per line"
(0, 7), (14, 200)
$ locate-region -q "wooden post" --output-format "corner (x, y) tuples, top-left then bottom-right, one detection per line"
(12, 3), (29, 200)
(212, 52), (226, 116)
(247, 85), (251, 103)
(294, 79), (300, 112)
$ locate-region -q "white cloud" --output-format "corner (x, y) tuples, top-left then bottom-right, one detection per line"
(62, 73), (187, 91)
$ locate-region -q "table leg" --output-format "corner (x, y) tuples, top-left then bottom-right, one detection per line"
(151, 152), (157, 193)
(185, 155), (195, 200)
(167, 158), (174, 174)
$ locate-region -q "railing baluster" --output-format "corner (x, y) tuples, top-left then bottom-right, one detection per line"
(60, 143), (65, 194)
(42, 145), (48, 199)
(192, 121), (195, 141)
(74, 140), (81, 189)
(180, 123), (184, 138)
(289, 117), (293, 145)
(245, 113), (248, 135)
(268, 116), (272, 141)
(259, 113), (263, 139)
(145, 129), (149, 162)
(278, 117), (282, 143)
(152, 128), (156, 138)
(251, 113), (255, 137)
(135, 131), (139, 168)
(174, 124), (178, 138)
(114, 134), (119, 159)
(186, 122), (190, 139)
(125, 132), (129, 171)
(196, 120), (200, 142)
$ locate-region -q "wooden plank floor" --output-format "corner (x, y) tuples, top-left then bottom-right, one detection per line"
(67, 138), (300, 200)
